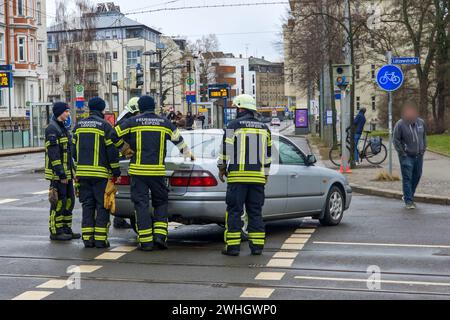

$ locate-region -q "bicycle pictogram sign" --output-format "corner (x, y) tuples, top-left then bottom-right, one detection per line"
(376, 65), (403, 92)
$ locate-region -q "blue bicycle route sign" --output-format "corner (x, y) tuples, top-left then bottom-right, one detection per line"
(376, 64), (404, 92)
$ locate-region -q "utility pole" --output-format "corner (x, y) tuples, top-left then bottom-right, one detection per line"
(172, 68), (176, 111)
(158, 50), (163, 115)
(387, 51), (393, 176)
(70, 47), (76, 122)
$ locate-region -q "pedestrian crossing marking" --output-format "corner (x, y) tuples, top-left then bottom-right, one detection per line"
(37, 279), (69, 289)
(255, 272), (285, 281)
(273, 251), (298, 259)
(95, 252), (126, 260)
(313, 241), (450, 249)
(285, 237), (309, 244)
(290, 234), (311, 239)
(32, 190), (49, 195)
(67, 265), (102, 273)
(0, 198), (19, 204)
(266, 258), (294, 268)
(12, 290), (54, 300)
(281, 243), (304, 250)
(110, 246), (136, 252)
(295, 228), (315, 234)
(240, 288), (274, 299)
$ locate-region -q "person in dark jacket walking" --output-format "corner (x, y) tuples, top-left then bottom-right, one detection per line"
(353, 108), (367, 162)
(393, 101), (427, 210)
(185, 111), (194, 130)
(45, 102), (81, 241)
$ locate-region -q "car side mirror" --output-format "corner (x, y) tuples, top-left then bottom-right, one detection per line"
(306, 154), (317, 166)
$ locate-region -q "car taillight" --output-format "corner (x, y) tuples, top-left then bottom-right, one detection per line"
(115, 175), (130, 185)
(170, 170), (218, 187)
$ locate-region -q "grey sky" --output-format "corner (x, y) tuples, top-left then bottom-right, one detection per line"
(46, 0), (289, 62)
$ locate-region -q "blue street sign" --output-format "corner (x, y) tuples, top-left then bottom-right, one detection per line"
(186, 95), (196, 104)
(392, 57), (420, 65)
(376, 64), (404, 92)
(75, 100), (84, 108)
(0, 64), (12, 71)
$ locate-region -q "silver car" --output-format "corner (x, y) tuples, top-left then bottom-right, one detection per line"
(115, 129), (352, 228)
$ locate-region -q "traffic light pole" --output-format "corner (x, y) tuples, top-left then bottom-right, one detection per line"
(387, 51), (393, 176)
(158, 50), (163, 115)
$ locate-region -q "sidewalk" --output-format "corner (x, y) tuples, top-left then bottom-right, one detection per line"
(307, 136), (450, 205)
(0, 147), (44, 157)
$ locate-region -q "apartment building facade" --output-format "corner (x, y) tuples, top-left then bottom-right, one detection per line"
(0, 0), (48, 129)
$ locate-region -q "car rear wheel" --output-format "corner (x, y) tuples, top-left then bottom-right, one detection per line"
(319, 186), (344, 226)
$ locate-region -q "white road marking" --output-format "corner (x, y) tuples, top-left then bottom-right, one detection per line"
(0, 198), (19, 204)
(240, 288), (274, 298)
(110, 246), (136, 252)
(95, 252), (126, 260)
(290, 234), (311, 239)
(32, 190), (48, 195)
(37, 279), (69, 289)
(285, 237), (309, 244)
(255, 272), (285, 281)
(12, 291), (54, 300)
(281, 243), (304, 250)
(295, 275), (450, 287)
(313, 241), (450, 249)
(273, 251), (298, 259)
(295, 228), (315, 234)
(67, 265), (102, 273)
(266, 258), (294, 268)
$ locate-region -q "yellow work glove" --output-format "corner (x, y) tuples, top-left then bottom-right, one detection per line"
(120, 142), (135, 159)
(104, 179), (118, 214)
(183, 150), (195, 162)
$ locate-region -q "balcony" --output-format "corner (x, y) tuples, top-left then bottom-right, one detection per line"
(216, 65), (236, 74)
(47, 42), (59, 51)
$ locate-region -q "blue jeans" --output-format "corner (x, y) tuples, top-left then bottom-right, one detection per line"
(399, 155), (423, 204)
(354, 133), (361, 162)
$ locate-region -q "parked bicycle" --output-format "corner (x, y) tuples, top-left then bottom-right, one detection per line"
(329, 129), (387, 167)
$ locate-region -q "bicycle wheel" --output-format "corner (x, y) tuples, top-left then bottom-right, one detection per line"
(364, 143), (388, 165)
(329, 144), (342, 167)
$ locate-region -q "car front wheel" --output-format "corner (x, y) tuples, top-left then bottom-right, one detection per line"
(319, 186), (344, 226)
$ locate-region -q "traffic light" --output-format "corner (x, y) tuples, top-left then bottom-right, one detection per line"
(136, 63), (144, 88)
(332, 64), (353, 88)
(186, 60), (191, 73)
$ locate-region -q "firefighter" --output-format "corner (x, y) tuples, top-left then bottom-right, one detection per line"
(217, 94), (272, 256)
(113, 97), (140, 230)
(72, 97), (121, 248)
(45, 102), (80, 241)
(114, 95), (194, 251)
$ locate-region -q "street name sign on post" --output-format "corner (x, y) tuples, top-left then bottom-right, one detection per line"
(377, 56), (405, 176)
(392, 57), (420, 65)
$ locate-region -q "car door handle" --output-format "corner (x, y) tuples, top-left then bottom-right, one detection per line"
(289, 172), (299, 178)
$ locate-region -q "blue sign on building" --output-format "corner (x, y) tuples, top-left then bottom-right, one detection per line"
(376, 64), (404, 92)
(186, 95), (196, 104)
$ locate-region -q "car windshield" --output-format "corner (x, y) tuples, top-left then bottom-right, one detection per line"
(167, 132), (223, 159)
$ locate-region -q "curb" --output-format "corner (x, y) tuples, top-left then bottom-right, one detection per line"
(427, 148), (450, 158)
(351, 184), (450, 206)
(0, 147), (45, 157)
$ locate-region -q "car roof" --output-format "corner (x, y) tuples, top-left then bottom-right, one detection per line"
(180, 128), (282, 137)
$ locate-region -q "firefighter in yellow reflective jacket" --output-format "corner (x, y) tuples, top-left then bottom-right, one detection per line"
(72, 97), (121, 248)
(218, 94), (272, 256)
(45, 102), (80, 241)
(114, 96), (194, 251)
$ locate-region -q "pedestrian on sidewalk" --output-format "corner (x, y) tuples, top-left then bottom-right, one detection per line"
(353, 107), (366, 163)
(393, 101), (427, 210)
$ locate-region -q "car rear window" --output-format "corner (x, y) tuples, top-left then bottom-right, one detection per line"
(167, 132), (223, 159)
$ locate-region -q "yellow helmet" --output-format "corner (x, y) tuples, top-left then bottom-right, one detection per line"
(232, 94), (257, 111)
(125, 97), (139, 114)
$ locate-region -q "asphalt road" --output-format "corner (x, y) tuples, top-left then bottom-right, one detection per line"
(0, 134), (450, 300)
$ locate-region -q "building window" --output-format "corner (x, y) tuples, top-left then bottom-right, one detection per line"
(27, 0), (32, 17)
(355, 65), (360, 80)
(106, 52), (111, 60)
(371, 65), (376, 79)
(112, 29), (117, 39)
(48, 55), (52, 63)
(29, 38), (34, 62)
(0, 34), (4, 60)
(18, 36), (26, 62)
(55, 55), (59, 63)
(127, 50), (141, 66)
(17, 0), (24, 16)
(37, 2), (41, 24)
(37, 43), (42, 65)
(371, 96), (376, 111)
(55, 76), (59, 83)
(112, 72), (118, 81)
(113, 51), (118, 59)
(356, 96), (360, 110)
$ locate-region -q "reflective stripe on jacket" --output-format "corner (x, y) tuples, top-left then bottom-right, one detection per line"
(44, 119), (73, 181)
(114, 111), (188, 176)
(218, 112), (272, 184)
